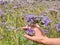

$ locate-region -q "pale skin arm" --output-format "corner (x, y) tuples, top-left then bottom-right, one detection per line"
(22, 24), (60, 45)
(44, 38), (60, 45)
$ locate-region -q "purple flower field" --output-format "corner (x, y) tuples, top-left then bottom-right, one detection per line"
(0, 0), (60, 45)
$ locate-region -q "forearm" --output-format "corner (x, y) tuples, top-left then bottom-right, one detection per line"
(43, 38), (60, 45)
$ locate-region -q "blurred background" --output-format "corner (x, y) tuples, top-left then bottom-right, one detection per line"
(0, 0), (60, 45)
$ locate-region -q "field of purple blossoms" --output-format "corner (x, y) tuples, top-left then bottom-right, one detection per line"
(0, 0), (60, 45)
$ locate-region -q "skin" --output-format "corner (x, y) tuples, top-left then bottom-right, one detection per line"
(22, 24), (60, 45)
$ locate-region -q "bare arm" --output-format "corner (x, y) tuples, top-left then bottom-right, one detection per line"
(43, 38), (60, 45)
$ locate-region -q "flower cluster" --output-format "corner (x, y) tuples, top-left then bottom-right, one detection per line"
(26, 14), (51, 26)
(25, 28), (35, 36)
(0, 9), (4, 16)
(26, 14), (41, 24)
(41, 15), (51, 26)
(0, 0), (7, 5)
(25, 14), (52, 36)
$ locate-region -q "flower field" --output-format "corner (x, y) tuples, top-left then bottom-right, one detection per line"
(0, 0), (60, 45)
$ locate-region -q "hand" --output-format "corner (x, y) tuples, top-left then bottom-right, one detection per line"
(22, 24), (48, 44)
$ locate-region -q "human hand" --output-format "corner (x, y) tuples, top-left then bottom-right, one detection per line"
(22, 24), (48, 44)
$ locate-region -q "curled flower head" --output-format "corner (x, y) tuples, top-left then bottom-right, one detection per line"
(42, 30), (48, 34)
(0, 9), (4, 16)
(26, 14), (41, 24)
(25, 28), (35, 36)
(41, 15), (51, 26)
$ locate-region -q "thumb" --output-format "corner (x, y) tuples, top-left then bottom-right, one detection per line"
(24, 34), (34, 40)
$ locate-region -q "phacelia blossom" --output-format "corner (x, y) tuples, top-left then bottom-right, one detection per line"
(17, 1), (21, 5)
(13, 5), (18, 9)
(25, 28), (35, 36)
(0, 0), (7, 5)
(26, 14), (41, 24)
(41, 15), (51, 26)
(49, 7), (58, 12)
(55, 23), (60, 31)
(42, 30), (48, 34)
(6, 26), (15, 30)
(2, 21), (6, 26)
(0, 9), (4, 16)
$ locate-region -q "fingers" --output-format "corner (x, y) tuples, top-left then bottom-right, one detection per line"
(22, 25), (30, 30)
(31, 24), (45, 36)
(35, 24), (40, 28)
(22, 24), (40, 30)
(22, 26), (28, 30)
(22, 24), (42, 34)
(22, 24), (44, 36)
(24, 34), (34, 40)
(29, 24), (40, 28)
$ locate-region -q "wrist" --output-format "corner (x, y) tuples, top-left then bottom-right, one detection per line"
(41, 36), (49, 44)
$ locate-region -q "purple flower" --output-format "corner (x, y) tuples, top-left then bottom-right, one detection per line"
(49, 7), (58, 16)
(26, 14), (35, 23)
(0, 1), (5, 5)
(41, 15), (48, 20)
(23, 2), (28, 6)
(13, 5), (18, 9)
(49, 7), (58, 12)
(27, 0), (30, 2)
(0, 1), (7, 5)
(41, 15), (51, 26)
(2, 22), (6, 26)
(26, 14), (41, 24)
(42, 30), (48, 34)
(17, 1), (21, 5)
(6, 26), (15, 30)
(55, 23), (60, 31)
(0, 9), (4, 16)
(25, 28), (35, 36)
